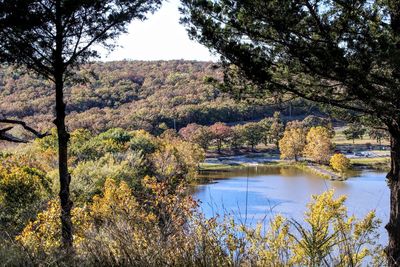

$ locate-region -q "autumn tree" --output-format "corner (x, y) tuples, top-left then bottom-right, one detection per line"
(304, 127), (333, 164)
(343, 123), (366, 144)
(181, 1), (400, 262)
(179, 123), (201, 142)
(209, 122), (233, 153)
(302, 115), (335, 137)
(0, 164), (52, 234)
(194, 126), (214, 151)
(330, 153), (351, 174)
(279, 126), (306, 161)
(0, 0), (162, 250)
(179, 123), (213, 150)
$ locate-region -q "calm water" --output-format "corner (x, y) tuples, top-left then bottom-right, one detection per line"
(193, 166), (389, 243)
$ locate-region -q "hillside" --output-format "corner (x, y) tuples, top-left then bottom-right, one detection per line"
(0, 60), (313, 134)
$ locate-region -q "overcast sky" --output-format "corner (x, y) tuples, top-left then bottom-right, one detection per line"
(100, 0), (217, 62)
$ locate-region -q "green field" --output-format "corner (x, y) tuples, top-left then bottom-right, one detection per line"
(333, 126), (390, 146)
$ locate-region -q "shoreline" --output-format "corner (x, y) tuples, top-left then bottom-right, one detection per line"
(199, 154), (390, 180)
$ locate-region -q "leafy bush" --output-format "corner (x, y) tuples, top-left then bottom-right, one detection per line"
(0, 165), (52, 234)
(330, 153), (351, 173)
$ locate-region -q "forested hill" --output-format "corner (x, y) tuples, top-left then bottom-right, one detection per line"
(0, 60), (311, 134)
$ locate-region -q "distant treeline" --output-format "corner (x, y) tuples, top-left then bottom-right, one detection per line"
(0, 60), (321, 135)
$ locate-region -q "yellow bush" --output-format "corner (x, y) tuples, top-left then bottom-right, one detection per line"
(291, 190), (380, 266)
(90, 178), (156, 224)
(0, 165), (52, 232)
(152, 137), (205, 182)
(16, 199), (89, 254)
(330, 153), (351, 173)
(15, 177), (194, 257)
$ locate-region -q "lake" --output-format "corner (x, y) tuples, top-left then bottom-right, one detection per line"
(193, 166), (389, 243)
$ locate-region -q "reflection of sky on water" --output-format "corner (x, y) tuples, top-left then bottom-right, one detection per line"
(193, 167), (389, 244)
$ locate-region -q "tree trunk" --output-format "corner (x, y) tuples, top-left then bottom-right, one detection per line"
(386, 131), (400, 266)
(55, 73), (73, 251)
(54, 0), (73, 251)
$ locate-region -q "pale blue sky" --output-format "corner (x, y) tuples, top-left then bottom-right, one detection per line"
(101, 0), (217, 62)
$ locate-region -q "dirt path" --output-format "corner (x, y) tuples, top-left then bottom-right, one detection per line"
(308, 163), (342, 180)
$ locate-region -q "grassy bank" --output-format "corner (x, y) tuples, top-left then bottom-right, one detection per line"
(351, 157), (390, 171)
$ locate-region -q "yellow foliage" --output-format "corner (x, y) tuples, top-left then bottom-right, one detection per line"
(330, 153), (351, 173)
(16, 178), (154, 255)
(303, 126), (333, 163)
(279, 127), (306, 161)
(91, 178), (156, 224)
(152, 137), (205, 182)
(0, 165), (52, 231)
(246, 215), (293, 266)
(291, 190), (380, 266)
(16, 199), (89, 254)
(142, 175), (197, 235)
(0, 166), (51, 203)
(15, 177), (195, 257)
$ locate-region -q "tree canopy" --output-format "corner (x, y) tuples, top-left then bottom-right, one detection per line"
(181, 0), (400, 264)
(181, 0), (400, 124)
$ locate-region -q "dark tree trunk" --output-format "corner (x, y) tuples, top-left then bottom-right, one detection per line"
(217, 139), (222, 153)
(55, 73), (73, 250)
(386, 130), (400, 266)
(54, 0), (73, 251)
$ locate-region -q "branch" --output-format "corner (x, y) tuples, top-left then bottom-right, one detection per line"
(0, 119), (50, 143)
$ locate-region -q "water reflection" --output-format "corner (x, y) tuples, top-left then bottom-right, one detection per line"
(193, 166), (389, 244)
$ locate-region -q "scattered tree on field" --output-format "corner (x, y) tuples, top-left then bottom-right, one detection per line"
(179, 123), (202, 143)
(368, 128), (390, 145)
(241, 122), (264, 150)
(343, 124), (366, 144)
(192, 126), (213, 151)
(229, 125), (245, 151)
(209, 122), (233, 153)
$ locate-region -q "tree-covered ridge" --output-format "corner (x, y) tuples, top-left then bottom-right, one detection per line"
(0, 60), (311, 135)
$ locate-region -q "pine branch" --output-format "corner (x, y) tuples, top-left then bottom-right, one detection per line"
(0, 118), (50, 143)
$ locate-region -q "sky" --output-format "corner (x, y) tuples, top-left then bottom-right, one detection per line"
(101, 0), (218, 62)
